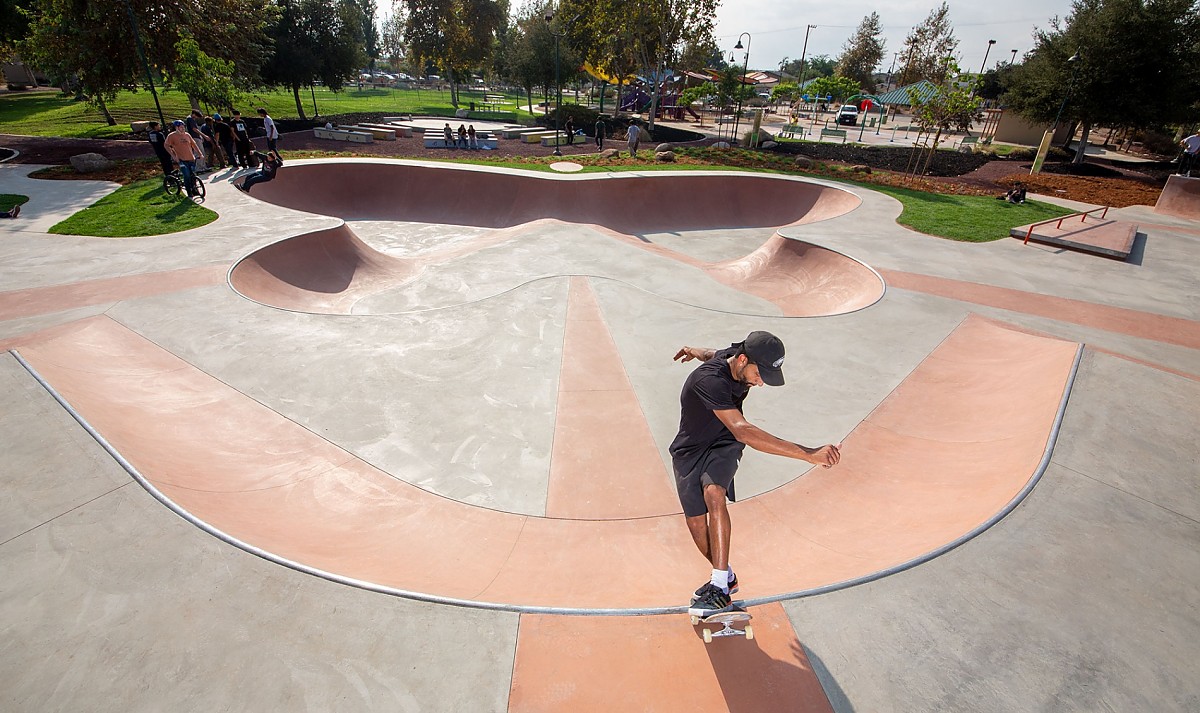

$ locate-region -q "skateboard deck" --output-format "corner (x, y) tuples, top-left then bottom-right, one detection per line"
(690, 607), (753, 643)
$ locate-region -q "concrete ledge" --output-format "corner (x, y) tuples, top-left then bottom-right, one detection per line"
(312, 128), (373, 144)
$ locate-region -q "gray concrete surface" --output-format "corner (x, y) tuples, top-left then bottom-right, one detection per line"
(2, 159), (1197, 711)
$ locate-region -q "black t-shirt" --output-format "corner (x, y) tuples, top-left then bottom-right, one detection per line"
(669, 346), (749, 465)
(214, 120), (234, 143)
(147, 129), (170, 159)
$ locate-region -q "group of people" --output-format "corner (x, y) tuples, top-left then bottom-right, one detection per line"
(147, 108), (282, 197)
(441, 122), (482, 149)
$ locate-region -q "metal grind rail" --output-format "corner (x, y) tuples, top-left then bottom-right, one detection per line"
(1024, 206), (1111, 244)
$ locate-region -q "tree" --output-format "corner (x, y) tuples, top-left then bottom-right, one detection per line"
(405, 0), (504, 106)
(897, 1), (958, 86)
(351, 0), (380, 71)
(677, 37), (721, 73)
(770, 81), (801, 104)
(906, 60), (982, 175)
(1003, 0), (1200, 163)
(805, 75), (861, 102)
(22, 0), (275, 123)
(561, 0), (717, 128)
(836, 12), (885, 91)
(780, 54), (834, 80)
(262, 0), (366, 120)
(168, 38), (240, 112)
(1, 0), (33, 50)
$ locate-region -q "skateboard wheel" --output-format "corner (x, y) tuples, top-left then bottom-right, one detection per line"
(702, 628), (713, 644)
(690, 616), (699, 626)
(745, 624), (754, 641)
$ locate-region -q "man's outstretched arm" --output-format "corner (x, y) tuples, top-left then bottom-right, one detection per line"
(713, 408), (841, 467)
(674, 346), (716, 363)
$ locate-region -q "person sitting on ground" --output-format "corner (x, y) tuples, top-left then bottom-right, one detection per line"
(1, 203), (20, 219)
(236, 150), (284, 194)
(998, 182), (1027, 204)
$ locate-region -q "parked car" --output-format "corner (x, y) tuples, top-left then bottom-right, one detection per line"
(836, 105), (859, 126)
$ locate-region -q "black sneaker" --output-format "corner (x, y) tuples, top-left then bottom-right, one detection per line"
(688, 584), (734, 618)
(691, 573), (738, 603)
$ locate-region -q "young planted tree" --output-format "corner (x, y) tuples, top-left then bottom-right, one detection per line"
(896, 1), (958, 86)
(905, 60), (982, 176)
(836, 12), (886, 92)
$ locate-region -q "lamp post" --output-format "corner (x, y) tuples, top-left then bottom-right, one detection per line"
(1050, 52), (1081, 136)
(979, 39), (996, 77)
(122, 0), (166, 128)
(545, 10), (563, 156)
(797, 25), (815, 109)
(731, 33), (751, 147)
(886, 52), (899, 91)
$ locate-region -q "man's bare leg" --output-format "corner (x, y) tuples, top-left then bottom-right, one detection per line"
(685, 515), (711, 561)
(702, 483), (731, 572)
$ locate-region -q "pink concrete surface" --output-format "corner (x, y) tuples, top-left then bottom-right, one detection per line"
(879, 268), (1200, 350)
(247, 162), (861, 233)
(0, 265), (227, 322)
(1154, 175), (1200, 220)
(546, 277), (679, 519)
(1015, 219), (1137, 259)
(509, 603), (832, 712)
(12, 313), (1079, 611)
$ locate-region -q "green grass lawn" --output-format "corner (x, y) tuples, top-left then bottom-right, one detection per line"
(0, 85), (535, 139)
(49, 178), (217, 236)
(1, 193), (29, 211)
(863, 183), (1074, 242)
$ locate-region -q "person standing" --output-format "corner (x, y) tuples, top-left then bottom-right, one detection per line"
(257, 107), (279, 153)
(231, 111), (253, 168)
(594, 117), (606, 150)
(213, 113), (238, 168)
(626, 120), (643, 158)
(1179, 132), (1200, 177)
(565, 116), (575, 144)
(184, 109), (208, 172)
(164, 120), (203, 196)
(671, 332), (840, 616)
(146, 121), (174, 176)
(201, 116), (226, 169)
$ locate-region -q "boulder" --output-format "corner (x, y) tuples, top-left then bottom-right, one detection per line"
(130, 121), (151, 134)
(69, 153), (113, 173)
(793, 155), (814, 169)
(711, 141), (731, 149)
(654, 143), (675, 153)
(851, 164), (872, 174)
(455, 108), (469, 118)
(761, 141), (779, 149)
(654, 151), (676, 162)
(756, 129), (775, 142)
(599, 148), (620, 159)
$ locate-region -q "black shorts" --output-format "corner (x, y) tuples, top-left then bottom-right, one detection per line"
(673, 443), (743, 517)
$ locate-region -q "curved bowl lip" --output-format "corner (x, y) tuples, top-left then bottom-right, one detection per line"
(227, 159), (884, 318)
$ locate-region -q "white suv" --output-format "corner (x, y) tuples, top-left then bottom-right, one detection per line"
(835, 105), (859, 126)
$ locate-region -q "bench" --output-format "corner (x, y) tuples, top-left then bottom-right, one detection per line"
(501, 127), (548, 139)
(339, 126), (397, 141)
(779, 124), (805, 139)
(957, 135), (979, 151)
(423, 136), (499, 150)
(357, 123), (413, 138)
(313, 128), (373, 143)
(540, 133), (589, 147)
(819, 128), (848, 143)
(521, 130), (561, 143)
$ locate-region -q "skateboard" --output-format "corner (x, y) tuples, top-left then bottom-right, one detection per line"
(691, 606), (754, 644)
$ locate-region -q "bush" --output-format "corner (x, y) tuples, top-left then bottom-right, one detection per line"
(548, 104), (600, 132)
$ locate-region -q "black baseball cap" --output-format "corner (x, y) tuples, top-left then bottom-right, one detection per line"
(743, 331), (786, 386)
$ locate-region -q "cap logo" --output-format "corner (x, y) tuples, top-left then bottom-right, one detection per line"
(772, 357), (785, 368)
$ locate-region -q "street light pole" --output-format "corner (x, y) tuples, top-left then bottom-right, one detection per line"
(886, 52), (899, 91)
(797, 25), (815, 108)
(732, 33), (751, 147)
(979, 39), (996, 77)
(545, 11), (562, 156)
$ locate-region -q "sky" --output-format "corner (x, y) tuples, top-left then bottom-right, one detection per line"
(711, 0), (1078, 76)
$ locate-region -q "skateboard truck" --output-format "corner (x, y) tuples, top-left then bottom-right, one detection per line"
(690, 609), (754, 644)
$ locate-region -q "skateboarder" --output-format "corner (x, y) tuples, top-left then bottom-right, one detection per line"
(672, 331), (840, 617)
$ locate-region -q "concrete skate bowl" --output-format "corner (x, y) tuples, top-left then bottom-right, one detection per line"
(244, 161), (861, 232)
(231, 163), (884, 316)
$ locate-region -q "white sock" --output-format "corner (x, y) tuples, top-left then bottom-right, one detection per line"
(727, 567), (736, 584)
(711, 568), (730, 592)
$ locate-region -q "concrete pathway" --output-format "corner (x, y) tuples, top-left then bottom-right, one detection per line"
(1, 159), (1197, 712)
